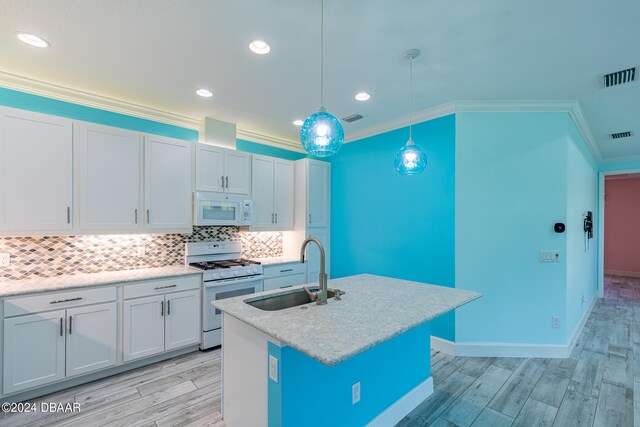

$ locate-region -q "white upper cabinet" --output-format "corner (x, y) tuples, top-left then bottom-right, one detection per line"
(307, 160), (330, 228)
(196, 145), (250, 195)
(251, 154), (294, 231)
(144, 135), (193, 231)
(76, 123), (142, 232)
(0, 108), (73, 233)
(251, 155), (275, 229)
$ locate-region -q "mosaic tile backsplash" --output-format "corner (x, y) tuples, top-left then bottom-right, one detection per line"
(0, 227), (283, 280)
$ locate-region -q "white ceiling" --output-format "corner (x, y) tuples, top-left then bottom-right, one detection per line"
(1, 0), (638, 161)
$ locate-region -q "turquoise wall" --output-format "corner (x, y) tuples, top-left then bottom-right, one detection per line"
(565, 120), (598, 337)
(0, 87), (198, 141)
(329, 115), (456, 341)
(268, 322), (431, 427)
(455, 113), (569, 344)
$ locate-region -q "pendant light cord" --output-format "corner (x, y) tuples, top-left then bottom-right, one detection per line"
(409, 56), (413, 142)
(320, 0), (325, 109)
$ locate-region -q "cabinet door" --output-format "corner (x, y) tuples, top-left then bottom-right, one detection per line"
(77, 124), (142, 231)
(251, 155), (275, 229)
(195, 144), (225, 192)
(144, 135), (192, 231)
(0, 108), (72, 231)
(224, 150), (251, 195)
(165, 290), (200, 351)
(123, 295), (165, 362)
(305, 228), (330, 283)
(273, 159), (294, 229)
(3, 310), (66, 394)
(307, 160), (330, 228)
(66, 302), (117, 378)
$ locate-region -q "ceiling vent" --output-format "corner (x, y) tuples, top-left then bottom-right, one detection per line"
(603, 67), (635, 87)
(611, 131), (633, 140)
(342, 114), (364, 123)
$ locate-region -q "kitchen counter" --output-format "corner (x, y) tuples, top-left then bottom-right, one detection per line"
(0, 265), (202, 298)
(214, 273), (481, 366)
(254, 256), (301, 266)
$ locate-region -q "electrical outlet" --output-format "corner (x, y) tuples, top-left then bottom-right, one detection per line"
(352, 382), (361, 404)
(552, 316), (560, 328)
(0, 253), (10, 267)
(269, 355), (278, 383)
(136, 246), (146, 257)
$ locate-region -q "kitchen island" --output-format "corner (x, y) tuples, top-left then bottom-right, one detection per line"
(214, 274), (481, 427)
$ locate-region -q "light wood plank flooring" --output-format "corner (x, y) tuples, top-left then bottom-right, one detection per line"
(2, 275), (638, 426)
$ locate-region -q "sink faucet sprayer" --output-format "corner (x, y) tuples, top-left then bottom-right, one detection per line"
(300, 237), (328, 305)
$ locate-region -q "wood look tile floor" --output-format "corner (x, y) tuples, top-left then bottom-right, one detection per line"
(1, 275), (638, 426)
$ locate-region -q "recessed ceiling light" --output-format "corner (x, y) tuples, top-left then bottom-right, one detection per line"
(249, 40), (271, 55)
(355, 92), (371, 101)
(293, 119), (304, 126)
(16, 32), (49, 48)
(196, 89), (213, 98)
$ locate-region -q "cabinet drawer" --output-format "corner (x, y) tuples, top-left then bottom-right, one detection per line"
(4, 287), (116, 318)
(124, 275), (201, 300)
(263, 262), (305, 279)
(263, 273), (306, 292)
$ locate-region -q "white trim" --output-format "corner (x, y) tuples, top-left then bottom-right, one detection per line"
(367, 377), (433, 427)
(236, 128), (304, 153)
(604, 270), (640, 278)
(598, 168), (640, 298)
(430, 336), (455, 355)
(566, 294), (597, 355)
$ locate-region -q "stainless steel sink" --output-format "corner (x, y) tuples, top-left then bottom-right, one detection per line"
(246, 288), (339, 311)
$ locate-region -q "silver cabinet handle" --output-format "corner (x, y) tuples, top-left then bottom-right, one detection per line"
(154, 284), (177, 290)
(160, 300), (164, 317)
(308, 214), (311, 224)
(275, 213), (278, 223)
(67, 207), (71, 224)
(134, 209), (138, 224)
(167, 300), (171, 315)
(50, 297), (83, 304)
(271, 213), (274, 224)
(280, 269), (293, 273)
(225, 176), (229, 188)
(69, 316), (73, 335)
(60, 318), (63, 337)
(221, 176), (225, 188)
(146, 209), (150, 224)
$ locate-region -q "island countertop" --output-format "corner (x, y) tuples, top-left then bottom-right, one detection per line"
(214, 273), (481, 366)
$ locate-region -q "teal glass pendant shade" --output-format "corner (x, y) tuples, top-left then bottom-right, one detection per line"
(300, 108), (344, 158)
(395, 139), (427, 175)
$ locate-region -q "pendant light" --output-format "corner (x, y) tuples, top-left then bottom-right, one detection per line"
(394, 49), (427, 175)
(300, 0), (344, 157)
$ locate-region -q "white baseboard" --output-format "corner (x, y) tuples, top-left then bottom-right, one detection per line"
(604, 269), (640, 278)
(431, 336), (455, 355)
(430, 295), (597, 359)
(367, 377), (433, 427)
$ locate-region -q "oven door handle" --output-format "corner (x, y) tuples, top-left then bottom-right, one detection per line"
(204, 275), (264, 288)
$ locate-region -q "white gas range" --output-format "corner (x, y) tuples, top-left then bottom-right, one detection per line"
(185, 241), (263, 349)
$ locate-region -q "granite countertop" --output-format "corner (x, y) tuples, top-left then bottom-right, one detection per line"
(214, 273), (481, 366)
(0, 266), (203, 298)
(255, 256), (302, 266)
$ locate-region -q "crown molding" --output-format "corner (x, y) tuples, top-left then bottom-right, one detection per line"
(236, 128), (304, 153)
(0, 70), (202, 130)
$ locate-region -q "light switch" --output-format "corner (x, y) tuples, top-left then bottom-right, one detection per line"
(269, 355), (278, 383)
(539, 251), (560, 263)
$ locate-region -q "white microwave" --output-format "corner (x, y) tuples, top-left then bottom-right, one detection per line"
(194, 192), (253, 226)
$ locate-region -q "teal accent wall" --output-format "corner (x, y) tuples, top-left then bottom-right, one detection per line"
(0, 87), (198, 141)
(236, 139), (305, 160)
(268, 322), (431, 427)
(329, 115), (456, 341)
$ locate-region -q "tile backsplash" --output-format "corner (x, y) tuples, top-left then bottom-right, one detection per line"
(0, 227), (282, 280)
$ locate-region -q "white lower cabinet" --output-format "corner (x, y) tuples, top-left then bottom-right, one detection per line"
(263, 262), (307, 291)
(3, 297), (117, 395)
(124, 289), (200, 362)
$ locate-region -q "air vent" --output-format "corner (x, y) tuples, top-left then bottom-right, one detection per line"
(603, 67), (635, 87)
(342, 114), (364, 123)
(611, 131), (633, 140)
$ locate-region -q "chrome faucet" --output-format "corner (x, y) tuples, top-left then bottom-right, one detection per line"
(300, 237), (328, 305)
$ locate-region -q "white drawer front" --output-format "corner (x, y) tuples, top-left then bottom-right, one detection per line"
(263, 262), (305, 279)
(4, 287), (116, 318)
(124, 275), (201, 300)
